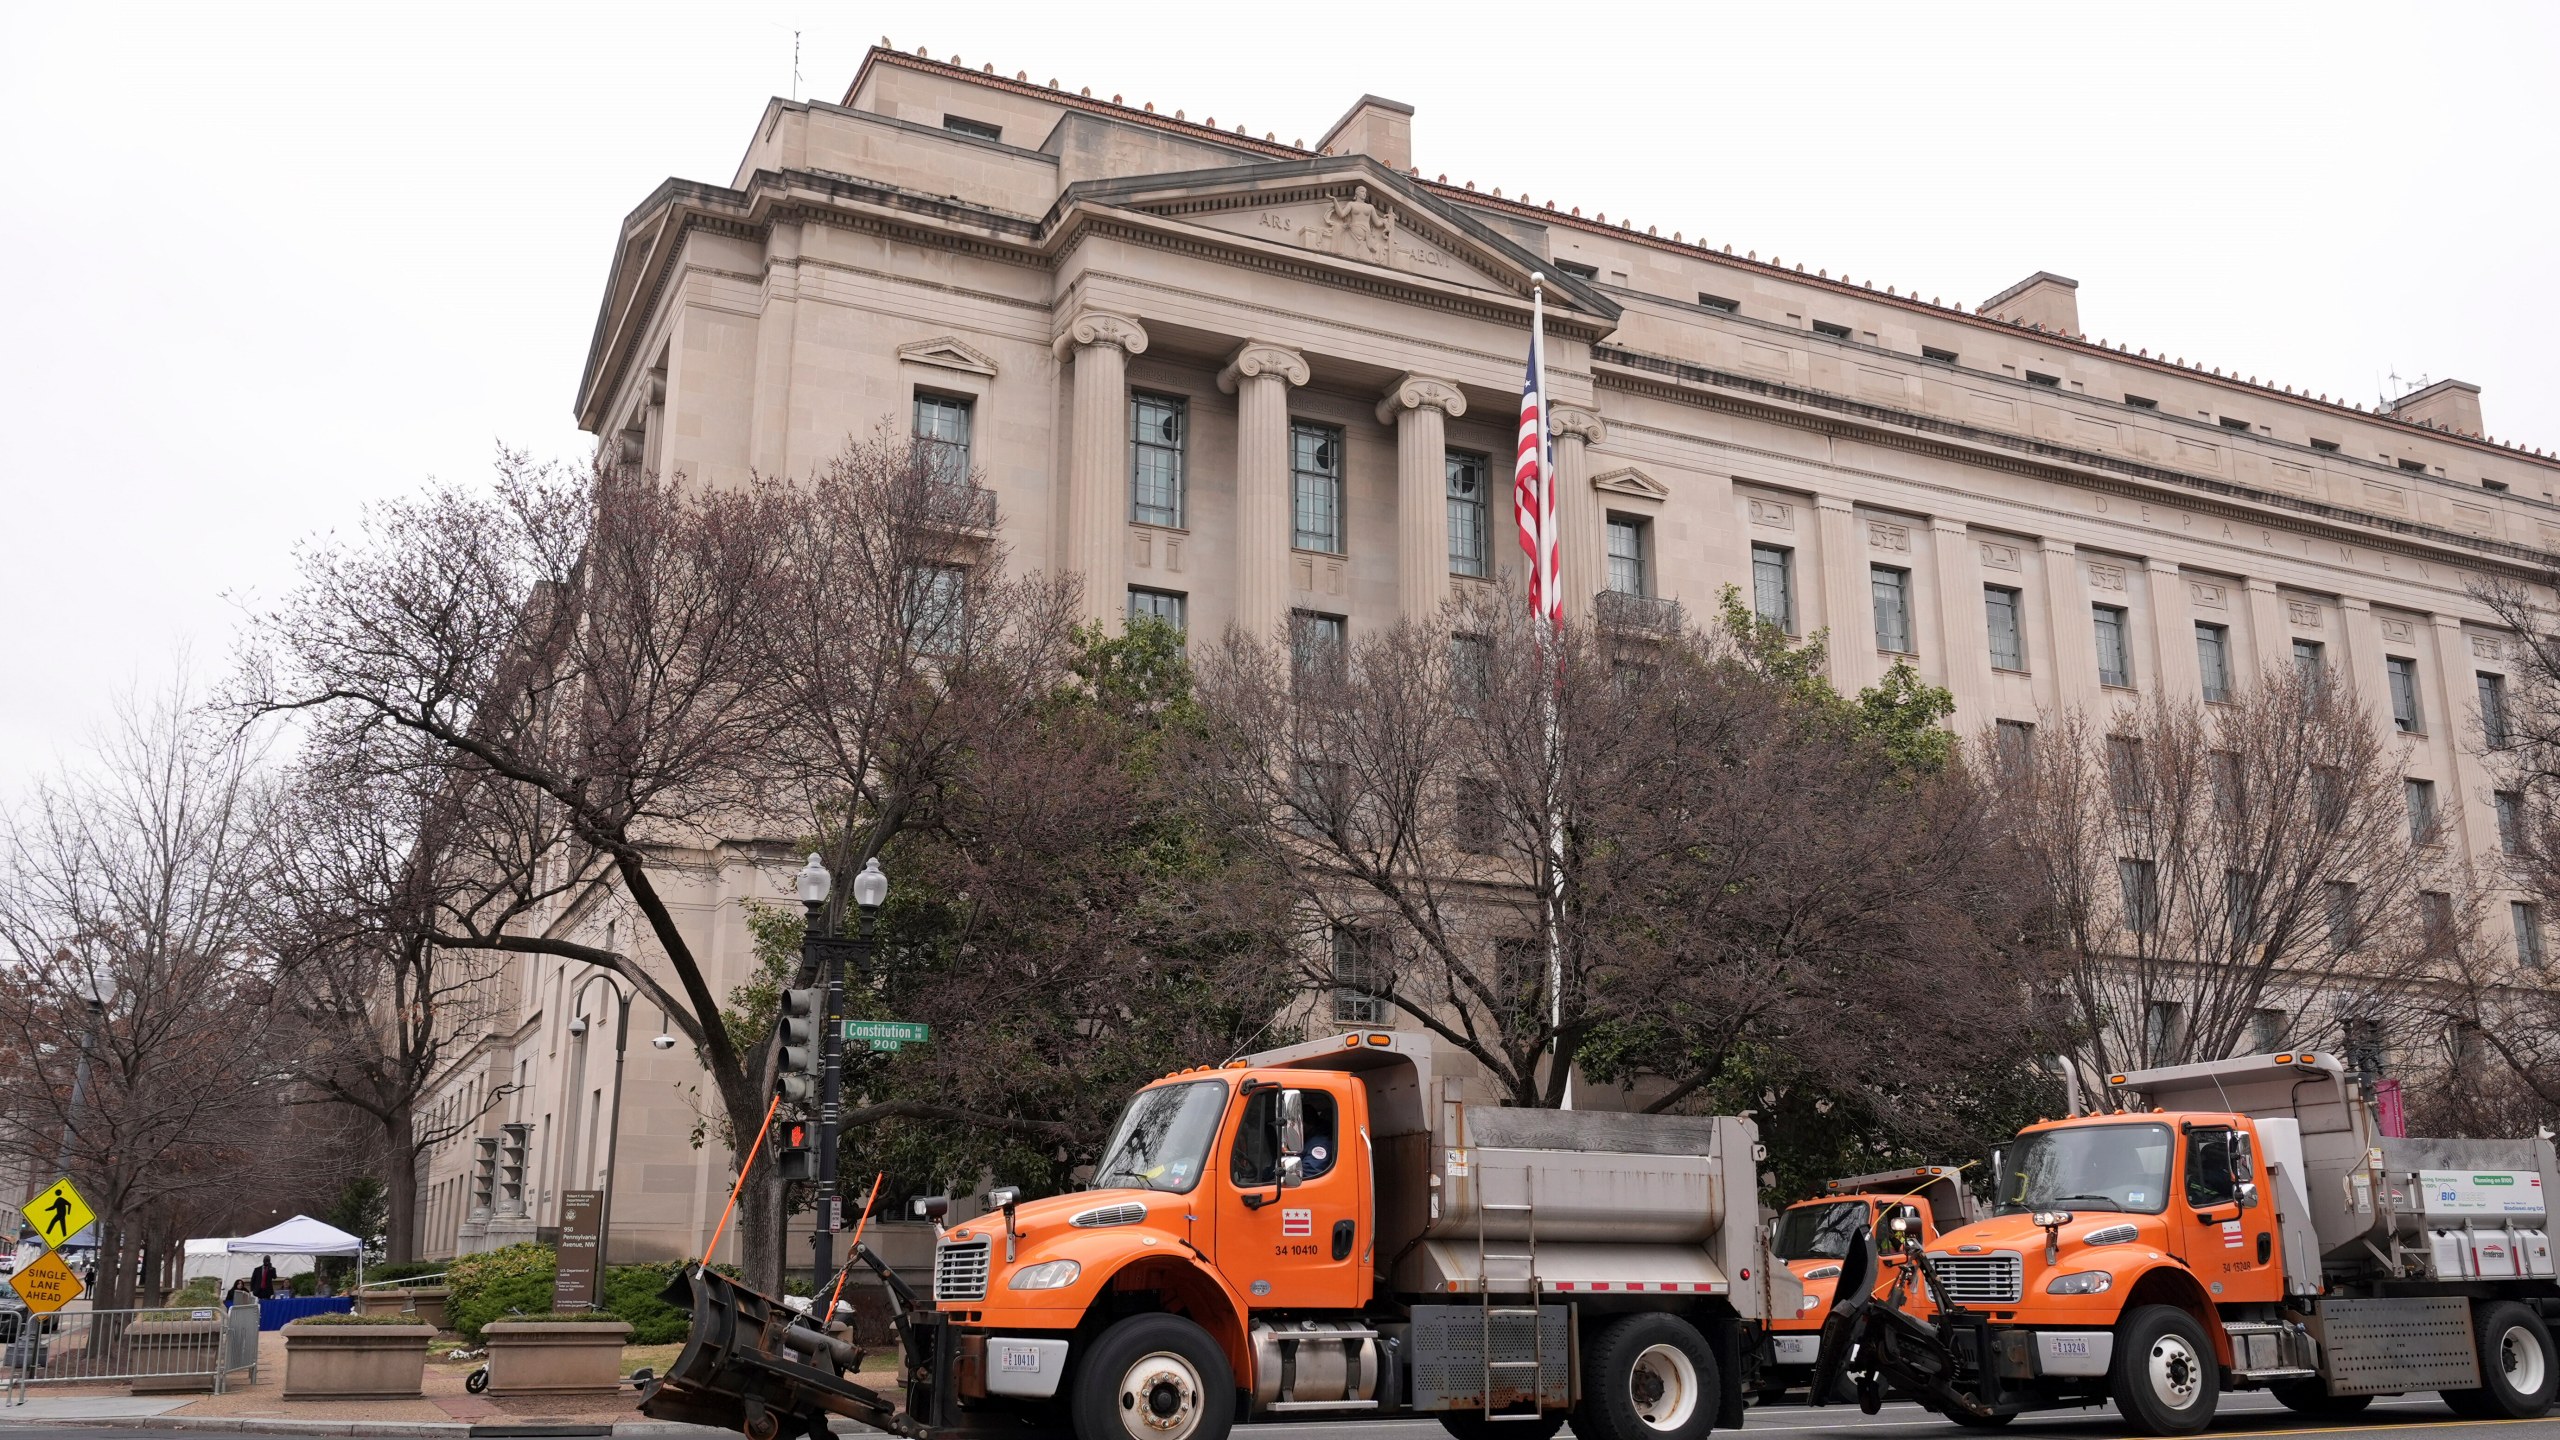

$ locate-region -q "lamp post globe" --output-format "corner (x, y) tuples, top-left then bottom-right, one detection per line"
(852, 856), (888, 910)
(795, 852), (831, 907)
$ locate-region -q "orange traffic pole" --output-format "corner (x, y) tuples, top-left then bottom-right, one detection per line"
(702, 1095), (782, 1268)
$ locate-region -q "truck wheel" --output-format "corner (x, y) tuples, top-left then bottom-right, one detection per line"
(1578, 1313), (1721, 1440)
(1438, 1416), (1564, 1440)
(2109, 1305), (2219, 1436)
(2441, 1301), (2558, 1419)
(2269, 1380), (2369, 1419)
(1070, 1313), (1236, 1440)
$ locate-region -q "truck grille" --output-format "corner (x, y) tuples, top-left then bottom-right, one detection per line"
(936, 1239), (991, 1302)
(1928, 1252), (2022, 1306)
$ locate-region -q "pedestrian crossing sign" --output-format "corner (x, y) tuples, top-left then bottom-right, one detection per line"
(21, 1175), (94, 1251)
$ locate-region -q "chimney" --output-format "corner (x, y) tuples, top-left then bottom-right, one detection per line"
(1980, 271), (2081, 334)
(2384, 378), (2485, 437)
(1316, 94), (1414, 171)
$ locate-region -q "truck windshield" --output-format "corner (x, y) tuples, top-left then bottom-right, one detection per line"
(1774, 1201), (1868, 1260)
(1997, 1123), (2172, 1215)
(1091, 1079), (1230, 1194)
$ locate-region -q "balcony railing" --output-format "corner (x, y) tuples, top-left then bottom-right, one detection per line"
(1595, 589), (1683, 633)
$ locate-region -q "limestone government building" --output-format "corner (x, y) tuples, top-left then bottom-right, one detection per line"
(411, 45), (2560, 1264)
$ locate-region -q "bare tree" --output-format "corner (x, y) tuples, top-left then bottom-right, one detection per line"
(1991, 665), (2448, 1076)
(0, 682), (286, 1309)
(1183, 594), (2041, 1116)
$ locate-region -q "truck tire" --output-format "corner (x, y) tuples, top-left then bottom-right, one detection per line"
(2108, 1305), (2219, 1436)
(1438, 1416), (1564, 1440)
(1577, 1313), (1722, 1440)
(2269, 1380), (2370, 1419)
(2441, 1300), (2558, 1419)
(1070, 1313), (1236, 1440)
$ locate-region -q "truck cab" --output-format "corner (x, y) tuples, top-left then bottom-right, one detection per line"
(1760, 1166), (1970, 1399)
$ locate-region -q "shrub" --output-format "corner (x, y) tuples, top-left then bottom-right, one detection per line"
(601, 1263), (693, 1345)
(490, 1311), (632, 1324)
(445, 1243), (557, 1344)
(290, 1272), (318, 1297)
(166, 1277), (222, 1307)
(289, 1312), (435, 1328)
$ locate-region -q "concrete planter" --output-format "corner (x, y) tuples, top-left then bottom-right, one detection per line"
(483, 1319), (632, 1396)
(280, 1321), (435, 1399)
(354, 1287), (450, 1329)
(126, 1316), (223, 1394)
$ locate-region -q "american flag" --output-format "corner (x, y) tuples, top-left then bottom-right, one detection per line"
(1514, 315), (1559, 624)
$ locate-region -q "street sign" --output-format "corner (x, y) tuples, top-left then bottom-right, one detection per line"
(21, 1176), (93, 1251)
(10, 1249), (83, 1313)
(844, 1020), (930, 1052)
(553, 1190), (603, 1311)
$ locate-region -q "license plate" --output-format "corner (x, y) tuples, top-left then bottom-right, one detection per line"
(999, 1345), (1042, 1372)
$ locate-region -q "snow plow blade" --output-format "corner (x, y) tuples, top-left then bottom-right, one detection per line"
(636, 1262), (915, 1440)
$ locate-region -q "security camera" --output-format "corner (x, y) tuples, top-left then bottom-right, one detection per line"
(567, 1017), (589, 1038)
(651, 1034), (678, 1051)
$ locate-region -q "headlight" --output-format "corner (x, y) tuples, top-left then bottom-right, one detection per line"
(1804, 1265), (1842, 1280)
(1799, 1294), (1825, 1312)
(2046, 1270), (2112, 1295)
(2081, 1224), (2139, 1247)
(1008, 1260), (1082, 1290)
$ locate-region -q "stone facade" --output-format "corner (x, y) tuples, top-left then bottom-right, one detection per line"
(416, 46), (2559, 1262)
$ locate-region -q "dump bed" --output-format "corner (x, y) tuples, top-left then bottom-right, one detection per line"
(1249, 1031), (1781, 1317)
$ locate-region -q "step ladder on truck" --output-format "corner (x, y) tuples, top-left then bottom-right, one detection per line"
(636, 1029), (1802, 1440)
(1815, 1050), (2560, 1436)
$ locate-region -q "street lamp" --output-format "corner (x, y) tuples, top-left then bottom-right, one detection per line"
(802, 853), (888, 1302)
(570, 977), (637, 1311)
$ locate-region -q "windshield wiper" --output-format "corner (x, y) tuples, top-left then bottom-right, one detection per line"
(2036, 1194), (2127, 1212)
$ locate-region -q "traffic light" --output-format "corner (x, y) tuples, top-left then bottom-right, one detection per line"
(777, 987), (825, 1103)
(776, 1120), (819, 1182)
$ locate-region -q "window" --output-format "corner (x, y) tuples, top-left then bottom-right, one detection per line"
(2123, 394), (2159, 411)
(2026, 370), (2061, 388)
(1811, 320), (1852, 339)
(2517, 903), (2547, 968)
(2484, 477), (2511, 492)
(1607, 517), (1650, 596)
(1696, 292), (1739, 313)
(2398, 457), (2429, 473)
(1994, 719), (2036, 780)
(1290, 610), (1347, 683)
(913, 392), (973, 484)
(2210, 749), (2245, 822)
(2226, 869), (2261, 943)
(1447, 453), (1489, 577)
(2183, 1124), (2238, 1204)
(1751, 544), (1794, 631)
(2196, 622), (2232, 702)
(2247, 1008), (2288, 1053)
(1292, 760), (1347, 836)
(2498, 791), (2528, 854)
(1450, 634), (1490, 715)
(1130, 393), (1186, 527)
(1921, 345), (1960, 364)
(2308, 438), (2341, 453)
(2108, 735), (2148, 809)
(1230, 1086), (1341, 1185)
(1291, 423), (1343, 553)
(907, 563), (967, 654)
(1552, 258), (1598, 280)
(1452, 780), (1502, 855)
(2386, 656), (2423, 732)
(1968, 585), (2020, 671)
(2406, 779), (2438, 844)
(2218, 415), (2252, 432)
(2480, 672), (2510, 748)
(2142, 1000), (2182, 1059)
(2293, 639), (2325, 691)
(2421, 891), (2454, 951)
(2093, 605), (2133, 687)
(1127, 587), (1187, 631)
(1872, 566), (1913, 654)
(2120, 859), (2161, 934)
(2312, 766), (2348, 834)
(2326, 880), (2362, 949)
(941, 114), (1003, 142)
(1331, 926), (1388, 1023)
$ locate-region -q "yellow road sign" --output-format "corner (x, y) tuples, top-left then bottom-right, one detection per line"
(21, 1176), (94, 1250)
(9, 1249), (84, 1314)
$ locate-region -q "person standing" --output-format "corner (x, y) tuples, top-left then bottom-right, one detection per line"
(249, 1256), (280, 1301)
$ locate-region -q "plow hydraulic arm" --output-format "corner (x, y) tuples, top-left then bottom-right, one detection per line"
(637, 1262), (915, 1440)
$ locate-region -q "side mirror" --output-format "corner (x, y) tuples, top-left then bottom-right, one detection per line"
(2237, 1180), (2260, 1211)
(1276, 1090), (1305, 1158)
(1278, 1155), (1304, 1190)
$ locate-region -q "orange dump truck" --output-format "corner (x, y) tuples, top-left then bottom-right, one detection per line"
(643, 1031), (1801, 1440)
(1758, 1165), (1973, 1399)
(1815, 1051), (2560, 1435)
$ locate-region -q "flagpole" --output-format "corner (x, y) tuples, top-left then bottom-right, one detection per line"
(1530, 274), (1571, 1112)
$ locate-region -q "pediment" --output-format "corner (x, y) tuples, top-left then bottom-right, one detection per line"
(1592, 466), (1670, 501)
(897, 335), (999, 377)
(1186, 191), (1489, 289)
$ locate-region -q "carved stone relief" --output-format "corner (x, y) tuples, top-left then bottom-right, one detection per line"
(2089, 562), (2127, 592)
(1748, 498), (1794, 530)
(1868, 522), (1911, 553)
(1979, 541), (2021, 572)
(2287, 601), (2322, 629)
(2190, 581), (2229, 611)
(2380, 616), (2418, 645)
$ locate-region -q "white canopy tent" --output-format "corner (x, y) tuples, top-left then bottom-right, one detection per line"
(224, 1215), (367, 1290)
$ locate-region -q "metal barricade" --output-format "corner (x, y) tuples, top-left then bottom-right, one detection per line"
(3, 1304), (255, 1404)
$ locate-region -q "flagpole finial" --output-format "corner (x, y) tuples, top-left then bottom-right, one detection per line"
(1530, 269), (1544, 289)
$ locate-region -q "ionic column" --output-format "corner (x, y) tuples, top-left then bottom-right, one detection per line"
(1054, 310), (1149, 630)
(1217, 340), (1311, 647)
(1378, 374), (1468, 624)
(1550, 407), (1606, 621)
(2145, 558), (2203, 702)
(1817, 496), (1875, 695)
(1929, 517), (1993, 730)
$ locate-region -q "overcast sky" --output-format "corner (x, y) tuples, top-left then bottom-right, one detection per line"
(3, 1), (2554, 788)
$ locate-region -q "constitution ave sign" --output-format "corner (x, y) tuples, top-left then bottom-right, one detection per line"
(843, 1020), (930, 1052)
